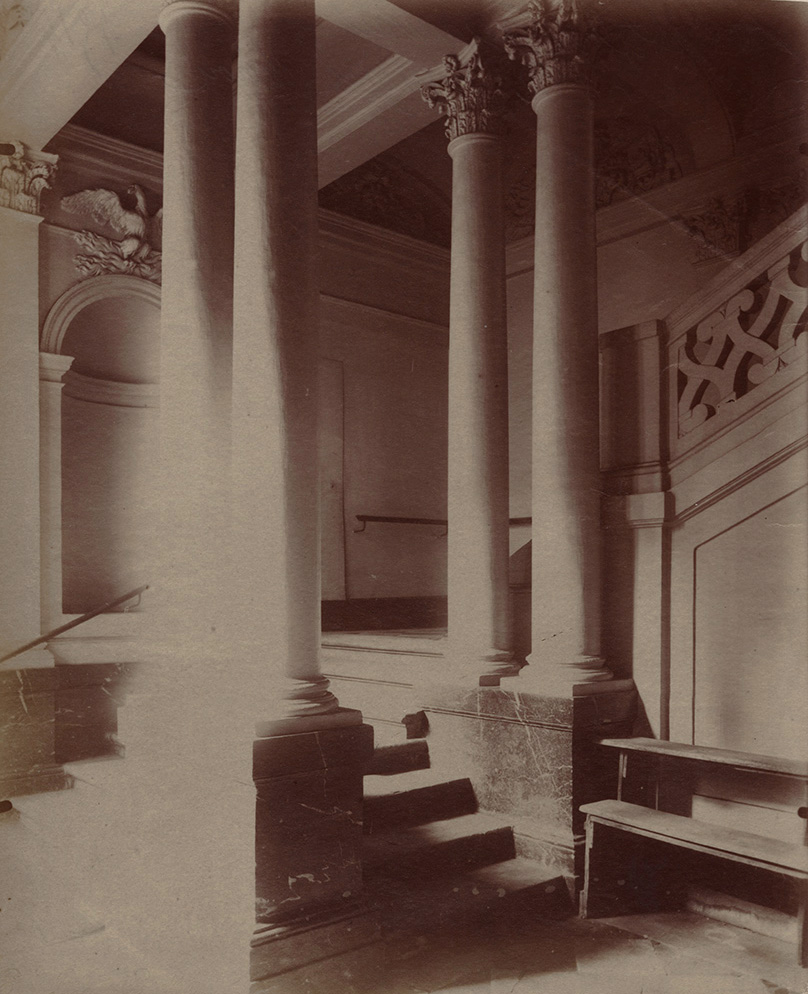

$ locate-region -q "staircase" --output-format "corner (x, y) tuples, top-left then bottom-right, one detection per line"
(361, 727), (572, 938)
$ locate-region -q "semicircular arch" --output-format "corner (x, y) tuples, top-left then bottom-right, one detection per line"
(40, 275), (161, 356)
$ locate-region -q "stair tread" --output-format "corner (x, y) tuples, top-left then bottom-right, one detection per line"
(363, 811), (511, 856)
(364, 769), (471, 797)
(465, 856), (565, 891)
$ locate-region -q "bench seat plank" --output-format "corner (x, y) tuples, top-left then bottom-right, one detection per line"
(581, 800), (808, 876)
(598, 738), (808, 780)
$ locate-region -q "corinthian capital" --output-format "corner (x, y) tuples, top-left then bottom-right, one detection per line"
(0, 140), (57, 216)
(420, 39), (508, 142)
(502, 0), (600, 94)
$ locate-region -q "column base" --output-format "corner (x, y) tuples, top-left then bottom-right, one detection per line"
(444, 648), (523, 686)
(506, 654), (615, 697)
(255, 705), (363, 738)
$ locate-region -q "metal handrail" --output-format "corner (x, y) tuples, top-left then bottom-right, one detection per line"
(0, 584), (149, 665)
(353, 515), (532, 534)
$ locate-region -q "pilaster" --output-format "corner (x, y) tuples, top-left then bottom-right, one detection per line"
(0, 141), (57, 668)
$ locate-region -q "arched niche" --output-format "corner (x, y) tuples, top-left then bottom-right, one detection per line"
(41, 276), (161, 616)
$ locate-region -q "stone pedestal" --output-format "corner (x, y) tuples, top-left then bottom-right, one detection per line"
(251, 721), (376, 981)
(420, 681), (636, 886)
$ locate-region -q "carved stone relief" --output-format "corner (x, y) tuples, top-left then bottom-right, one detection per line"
(681, 172), (808, 264)
(677, 240), (808, 435)
(503, 0), (600, 94)
(595, 118), (683, 207)
(0, 140), (56, 215)
(319, 157), (451, 248)
(60, 184), (162, 283)
(420, 39), (509, 142)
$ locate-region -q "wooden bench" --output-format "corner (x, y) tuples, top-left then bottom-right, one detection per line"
(579, 738), (808, 967)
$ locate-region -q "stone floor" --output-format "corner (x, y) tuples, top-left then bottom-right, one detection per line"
(4, 892), (807, 994)
(253, 907), (808, 994)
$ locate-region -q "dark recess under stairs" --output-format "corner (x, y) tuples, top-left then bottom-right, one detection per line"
(361, 728), (571, 937)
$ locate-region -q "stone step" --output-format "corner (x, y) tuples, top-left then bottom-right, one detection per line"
(362, 811), (516, 880)
(365, 854), (571, 936)
(366, 719), (409, 748)
(364, 738), (430, 776)
(364, 770), (477, 833)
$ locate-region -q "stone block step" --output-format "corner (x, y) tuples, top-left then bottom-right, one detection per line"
(366, 719), (409, 749)
(364, 770), (477, 832)
(362, 812), (515, 880)
(365, 854), (571, 936)
(364, 738), (430, 776)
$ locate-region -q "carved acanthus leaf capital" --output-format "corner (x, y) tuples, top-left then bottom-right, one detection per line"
(503, 0), (600, 95)
(420, 39), (509, 142)
(0, 140), (57, 216)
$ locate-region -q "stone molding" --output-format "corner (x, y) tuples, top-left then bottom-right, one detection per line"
(502, 0), (599, 95)
(38, 351), (74, 383)
(63, 369), (159, 408)
(40, 273), (161, 355)
(158, 0), (234, 29)
(0, 138), (56, 214)
(420, 38), (508, 141)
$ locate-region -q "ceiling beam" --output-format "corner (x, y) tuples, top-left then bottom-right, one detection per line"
(316, 0), (466, 68)
(0, 0), (163, 150)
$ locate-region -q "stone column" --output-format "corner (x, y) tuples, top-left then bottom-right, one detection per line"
(156, 0), (236, 648)
(233, 2), (373, 980)
(504, 0), (612, 691)
(0, 143), (57, 668)
(421, 40), (517, 683)
(104, 8), (256, 991)
(39, 351), (74, 633)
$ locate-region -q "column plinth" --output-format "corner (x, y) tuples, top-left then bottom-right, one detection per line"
(422, 41), (517, 683)
(504, 1), (612, 693)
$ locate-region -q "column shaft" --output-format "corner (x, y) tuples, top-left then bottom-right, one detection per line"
(233, 0), (353, 731)
(529, 83), (605, 674)
(158, 1), (235, 645)
(447, 132), (513, 672)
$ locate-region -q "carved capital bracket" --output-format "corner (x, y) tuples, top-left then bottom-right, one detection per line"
(502, 0), (600, 95)
(0, 140), (57, 216)
(419, 38), (509, 142)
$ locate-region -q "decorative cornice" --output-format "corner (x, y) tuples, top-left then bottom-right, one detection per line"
(0, 138), (56, 214)
(419, 38), (508, 142)
(502, 0), (600, 95)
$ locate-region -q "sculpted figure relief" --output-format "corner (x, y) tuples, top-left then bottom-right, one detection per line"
(61, 184), (163, 283)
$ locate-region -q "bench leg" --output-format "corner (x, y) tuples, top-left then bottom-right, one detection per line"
(799, 882), (807, 968)
(579, 817), (594, 918)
